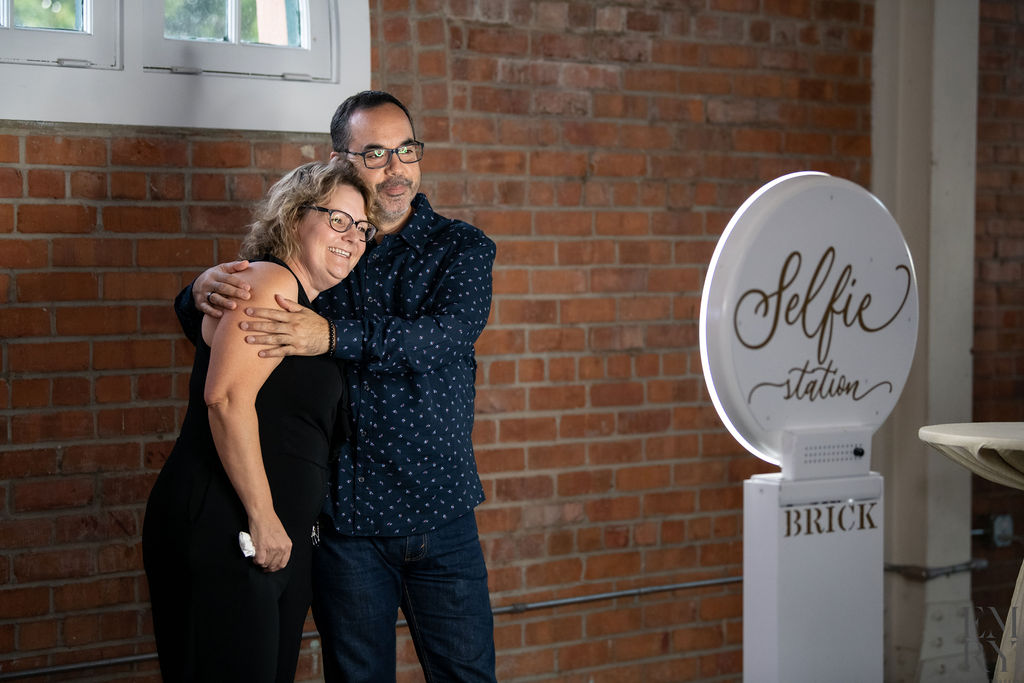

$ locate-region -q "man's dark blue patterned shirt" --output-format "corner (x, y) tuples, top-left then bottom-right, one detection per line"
(315, 193), (495, 537)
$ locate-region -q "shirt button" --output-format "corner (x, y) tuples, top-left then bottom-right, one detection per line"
(357, 477), (365, 483)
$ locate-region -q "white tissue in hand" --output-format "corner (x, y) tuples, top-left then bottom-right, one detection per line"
(239, 531), (255, 558)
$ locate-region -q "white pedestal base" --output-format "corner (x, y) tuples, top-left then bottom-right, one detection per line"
(743, 473), (883, 683)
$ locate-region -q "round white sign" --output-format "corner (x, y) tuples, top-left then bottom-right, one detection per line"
(699, 172), (918, 466)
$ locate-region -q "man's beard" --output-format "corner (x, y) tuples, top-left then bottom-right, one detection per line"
(374, 178), (415, 225)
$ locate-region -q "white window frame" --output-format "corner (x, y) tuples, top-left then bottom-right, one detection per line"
(143, 0), (334, 81)
(0, 0), (120, 69)
(0, 1), (370, 133)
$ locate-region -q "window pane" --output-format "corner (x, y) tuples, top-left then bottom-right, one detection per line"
(240, 0), (302, 47)
(164, 0), (228, 42)
(13, 0), (84, 31)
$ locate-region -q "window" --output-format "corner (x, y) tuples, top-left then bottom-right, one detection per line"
(0, 0), (119, 68)
(0, 1), (370, 133)
(144, 0), (334, 81)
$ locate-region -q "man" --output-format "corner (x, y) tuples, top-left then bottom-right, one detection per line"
(176, 90), (497, 682)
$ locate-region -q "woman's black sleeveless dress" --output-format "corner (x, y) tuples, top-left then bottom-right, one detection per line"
(143, 258), (345, 683)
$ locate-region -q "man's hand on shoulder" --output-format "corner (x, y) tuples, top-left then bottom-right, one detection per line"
(241, 294), (330, 358)
(194, 260), (253, 317)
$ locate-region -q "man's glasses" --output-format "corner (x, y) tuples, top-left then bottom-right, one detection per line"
(304, 206), (378, 242)
(345, 141), (425, 169)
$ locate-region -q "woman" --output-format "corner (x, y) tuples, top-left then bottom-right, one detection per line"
(142, 162), (375, 682)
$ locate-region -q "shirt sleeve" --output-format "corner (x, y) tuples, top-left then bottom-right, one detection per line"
(331, 233), (496, 375)
(174, 281), (203, 346)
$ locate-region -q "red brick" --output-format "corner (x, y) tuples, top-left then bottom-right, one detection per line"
(52, 237), (134, 266)
(52, 376), (90, 406)
(498, 416), (558, 442)
(102, 271), (181, 301)
(524, 557), (582, 587)
(0, 134), (18, 162)
(99, 472), (159, 505)
(584, 551), (642, 580)
(15, 272), (98, 302)
(141, 305), (182, 334)
(61, 443), (140, 474)
(192, 173), (227, 200)
(138, 373), (173, 400)
(18, 619), (59, 651)
(97, 406), (176, 437)
(27, 168), (65, 198)
(524, 615), (582, 646)
(528, 385), (585, 411)
(228, 173), (266, 201)
(0, 448), (58, 478)
(0, 307), (50, 337)
(97, 542), (143, 574)
(699, 593), (742, 621)
(498, 299), (557, 324)
(526, 326), (583, 352)
(590, 382), (643, 407)
(671, 625), (724, 651)
(53, 577), (135, 611)
(93, 339), (172, 370)
(616, 465), (672, 491)
(14, 548), (94, 582)
(556, 469), (612, 498)
(187, 205), (252, 233)
(0, 203), (13, 232)
(103, 205), (181, 233)
(55, 305), (136, 336)
(26, 136), (106, 166)
(699, 540), (742, 566)
(17, 204), (97, 233)
(475, 387), (526, 414)
(0, 518), (53, 549)
(585, 496), (641, 522)
(557, 639), (613, 670)
(643, 491), (697, 516)
(0, 587), (50, 619)
(110, 171), (148, 199)
(527, 443), (586, 471)
(110, 138), (188, 166)
(11, 410), (94, 444)
(95, 375), (132, 403)
(494, 475), (555, 502)
(69, 170), (107, 199)
(150, 173), (186, 200)
(12, 476), (94, 512)
(62, 614), (102, 646)
(252, 142), (323, 170)
(192, 141), (251, 168)
(0, 167), (23, 197)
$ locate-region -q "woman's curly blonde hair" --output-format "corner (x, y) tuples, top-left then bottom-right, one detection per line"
(239, 161), (372, 262)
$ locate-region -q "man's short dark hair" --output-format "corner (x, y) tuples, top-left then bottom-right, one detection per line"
(330, 90), (416, 154)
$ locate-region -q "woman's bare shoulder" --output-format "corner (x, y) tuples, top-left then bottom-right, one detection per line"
(238, 260), (298, 305)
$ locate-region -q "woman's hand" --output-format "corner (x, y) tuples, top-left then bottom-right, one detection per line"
(248, 512), (292, 572)
(194, 260), (253, 317)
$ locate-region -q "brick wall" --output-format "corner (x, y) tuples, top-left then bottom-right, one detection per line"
(0, 1), (876, 681)
(972, 0), (1024, 674)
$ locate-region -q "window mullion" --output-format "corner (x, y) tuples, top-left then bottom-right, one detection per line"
(227, 0), (239, 44)
(83, 0), (93, 34)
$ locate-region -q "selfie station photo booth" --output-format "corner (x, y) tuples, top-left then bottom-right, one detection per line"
(700, 172), (919, 682)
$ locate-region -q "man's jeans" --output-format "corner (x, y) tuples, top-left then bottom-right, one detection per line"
(311, 512), (497, 683)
